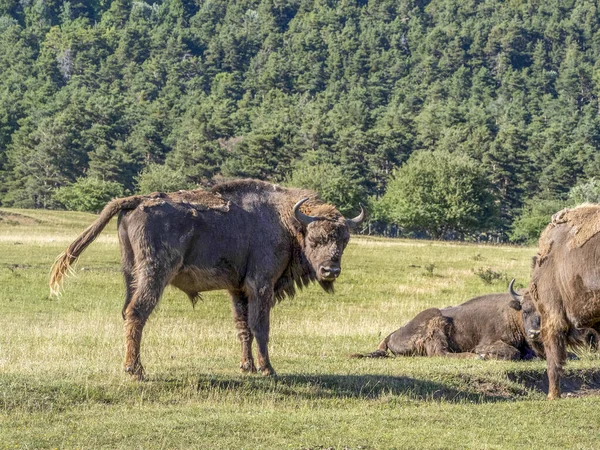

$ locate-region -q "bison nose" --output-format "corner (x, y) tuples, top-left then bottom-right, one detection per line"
(320, 266), (341, 280)
(529, 329), (541, 340)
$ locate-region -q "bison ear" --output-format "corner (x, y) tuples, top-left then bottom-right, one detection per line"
(508, 299), (522, 311)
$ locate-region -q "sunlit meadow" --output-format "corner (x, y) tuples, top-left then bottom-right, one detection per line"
(1, 208), (600, 449)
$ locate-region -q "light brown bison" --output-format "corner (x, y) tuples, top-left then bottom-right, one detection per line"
(50, 179), (364, 379)
(355, 280), (545, 360)
(530, 204), (600, 398)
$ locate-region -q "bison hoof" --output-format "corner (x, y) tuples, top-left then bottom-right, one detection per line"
(240, 361), (257, 374)
(259, 366), (276, 377)
(547, 392), (561, 400)
(124, 364), (145, 381)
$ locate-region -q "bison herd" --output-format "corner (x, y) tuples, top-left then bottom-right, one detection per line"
(50, 179), (600, 399)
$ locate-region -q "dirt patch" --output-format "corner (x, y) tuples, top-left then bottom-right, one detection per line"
(507, 368), (600, 398)
(0, 210), (40, 226)
(455, 373), (528, 399)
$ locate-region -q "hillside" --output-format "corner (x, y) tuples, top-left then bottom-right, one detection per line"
(1, 0), (599, 236)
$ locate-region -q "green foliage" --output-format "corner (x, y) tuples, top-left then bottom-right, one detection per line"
(473, 267), (508, 285)
(568, 177), (600, 205)
(509, 198), (566, 244)
(2, 1), (600, 238)
(135, 163), (195, 194)
(286, 152), (366, 217)
(53, 177), (124, 213)
(376, 150), (497, 238)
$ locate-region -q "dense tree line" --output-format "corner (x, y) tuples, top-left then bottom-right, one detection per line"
(1, 0), (600, 241)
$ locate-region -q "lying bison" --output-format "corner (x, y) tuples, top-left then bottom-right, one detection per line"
(530, 204), (600, 398)
(50, 179), (364, 379)
(356, 280), (545, 360)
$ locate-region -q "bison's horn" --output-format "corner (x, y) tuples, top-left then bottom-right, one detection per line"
(509, 278), (523, 304)
(346, 204), (365, 228)
(293, 198), (319, 226)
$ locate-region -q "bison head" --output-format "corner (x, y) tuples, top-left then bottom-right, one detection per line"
(509, 278), (541, 342)
(293, 198), (364, 290)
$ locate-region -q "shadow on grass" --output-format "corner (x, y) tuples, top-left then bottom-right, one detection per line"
(195, 372), (525, 403)
(5, 367), (600, 413)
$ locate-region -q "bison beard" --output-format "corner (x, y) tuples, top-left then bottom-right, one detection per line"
(50, 179), (363, 379)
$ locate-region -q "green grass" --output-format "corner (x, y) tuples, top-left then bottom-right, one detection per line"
(1, 208), (600, 449)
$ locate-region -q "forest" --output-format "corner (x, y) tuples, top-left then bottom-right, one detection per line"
(1, 0), (600, 241)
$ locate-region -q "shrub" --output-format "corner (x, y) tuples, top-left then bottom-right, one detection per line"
(568, 177), (600, 204)
(474, 267), (507, 284)
(509, 198), (566, 244)
(136, 163), (195, 194)
(54, 177), (125, 213)
(286, 152), (366, 218)
(375, 150), (497, 238)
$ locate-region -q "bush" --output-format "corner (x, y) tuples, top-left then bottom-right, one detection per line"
(510, 198), (566, 244)
(286, 152), (366, 217)
(54, 177), (125, 213)
(568, 178), (600, 204)
(375, 150), (497, 238)
(136, 163), (195, 194)
(473, 267), (507, 284)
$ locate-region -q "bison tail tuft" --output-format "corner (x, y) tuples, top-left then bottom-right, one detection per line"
(49, 196), (143, 296)
(49, 251), (78, 296)
(348, 350), (389, 358)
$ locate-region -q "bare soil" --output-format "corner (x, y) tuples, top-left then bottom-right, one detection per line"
(507, 367), (600, 398)
(0, 210), (40, 226)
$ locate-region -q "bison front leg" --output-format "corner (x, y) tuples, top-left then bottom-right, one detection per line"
(230, 291), (256, 373)
(248, 283), (276, 376)
(545, 330), (567, 400)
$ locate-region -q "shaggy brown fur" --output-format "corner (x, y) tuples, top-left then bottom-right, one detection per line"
(50, 179), (363, 379)
(354, 290), (545, 361)
(531, 203), (600, 398)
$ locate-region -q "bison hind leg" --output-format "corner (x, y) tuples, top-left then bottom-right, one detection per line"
(474, 341), (521, 360)
(230, 290), (257, 374)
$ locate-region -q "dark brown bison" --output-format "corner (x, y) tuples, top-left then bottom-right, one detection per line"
(355, 280), (545, 360)
(50, 179), (364, 379)
(530, 204), (600, 398)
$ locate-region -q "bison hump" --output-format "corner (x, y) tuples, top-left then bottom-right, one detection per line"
(548, 204), (600, 250)
(139, 190), (231, 213)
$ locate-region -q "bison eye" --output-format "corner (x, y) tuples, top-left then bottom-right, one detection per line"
(308, 235), (324, 246)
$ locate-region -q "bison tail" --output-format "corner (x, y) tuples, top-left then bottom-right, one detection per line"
(49, 196), (143, 295)
(349, 338), (390, 358)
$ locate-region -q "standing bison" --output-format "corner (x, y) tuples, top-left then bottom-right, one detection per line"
(530, 204), (600, 399)
(355, 280), (545, 360)
(50, 179), (364, 379)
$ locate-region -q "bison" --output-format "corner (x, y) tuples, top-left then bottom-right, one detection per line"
(355, 280), (545, 360)
(50, 179), (364, 379)
(530, 204), (600, 398)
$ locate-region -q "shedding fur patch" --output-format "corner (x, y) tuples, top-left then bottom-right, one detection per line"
(536, 229), (554, 266)
(536, 204), (600, 265)
(561, 204), (600, 249)
(140, 190), (230, 213)
(416, 316), (451, 356)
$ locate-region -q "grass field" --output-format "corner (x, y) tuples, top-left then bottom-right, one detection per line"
(1, 208), (600, 449)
